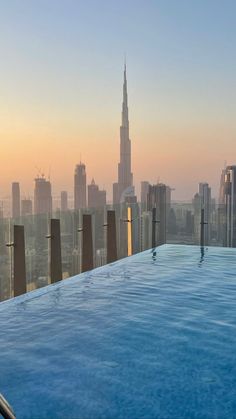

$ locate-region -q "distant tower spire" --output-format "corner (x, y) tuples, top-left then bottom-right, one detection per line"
(122, 61), (129, 129)
(113, 61), (134, 204)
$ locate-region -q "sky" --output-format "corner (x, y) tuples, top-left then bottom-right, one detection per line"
(0, 0), (236, 201)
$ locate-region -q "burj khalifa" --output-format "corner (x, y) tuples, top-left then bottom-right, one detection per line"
(113, 64), (134, 204)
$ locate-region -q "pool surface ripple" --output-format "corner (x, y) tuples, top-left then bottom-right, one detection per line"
(1, 245), (236, 418)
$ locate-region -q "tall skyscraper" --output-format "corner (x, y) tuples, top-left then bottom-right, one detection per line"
(185, 210), (194, 235)
(222, 165), (236, 247)
(140, 211), (152, 251)
(147, 183), (171, 245)
(12, 182), (20, 218)
(74, 162), (86, 209)
(61, 191), (68, 212)
(113, 64), (134, 204)
(199, 183), (211, 209)
(219, 168), (227, 205)
(21, 199), (33, 216)
(88, 179), (106, 208)
(193, 183), (212, 245)
(141, 181), (150, 208)
(34, 176), (52, 214)
(218, 166), (227, 245)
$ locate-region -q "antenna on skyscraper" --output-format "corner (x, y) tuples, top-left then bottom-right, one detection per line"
(48, 166), (51, 181)
(35, 166), (42, 179)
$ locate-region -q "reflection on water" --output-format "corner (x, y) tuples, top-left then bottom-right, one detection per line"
(199, 246), (208, 267)
(199, 246), (205, 266)
(152, 248), (157, 262)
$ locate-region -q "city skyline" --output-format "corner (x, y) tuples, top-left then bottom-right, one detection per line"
(0, 58), (232, 206)
(0, 1), (236, 200)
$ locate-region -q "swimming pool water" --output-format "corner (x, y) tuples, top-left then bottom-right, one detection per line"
(1, 245), (236, 418)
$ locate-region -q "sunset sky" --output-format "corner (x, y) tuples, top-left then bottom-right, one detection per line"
(0, 0), (235, 201)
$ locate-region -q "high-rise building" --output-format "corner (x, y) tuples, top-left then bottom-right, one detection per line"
(218, 167), (227, 245)
(147, 183), (171, 245)
(12, 182), (20, 218)
(140, 211), (152, 251)
(219, 168), (226, 205)
(199, 184), (212, 235)
(74, 162), (86, 209)
(222, 166), (236, 247)
(168, 208), (177, 235)
(199, 183), (211, 212)
(21, 199), (33, 216)
(61, 191), (68, 212)
(141, 181), (150, 208)
(113, 64), (134, 204)
(185, 210), (194, 235)
(34, 177), (52, 214)
(88, 179), (106, 208)
(193, 183), (212, 245)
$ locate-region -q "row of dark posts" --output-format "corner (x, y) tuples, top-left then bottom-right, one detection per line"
(7, 207), (207, 299)
(9, 210), (118, 298)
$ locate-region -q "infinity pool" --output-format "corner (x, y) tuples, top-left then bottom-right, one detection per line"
(1, 245), (236, 418)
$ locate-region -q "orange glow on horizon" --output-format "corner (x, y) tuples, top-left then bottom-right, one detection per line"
(0, 102), (234, 201)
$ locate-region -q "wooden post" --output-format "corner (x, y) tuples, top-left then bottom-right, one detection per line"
(127, 207), (133, 256)
(50, 219), (62, 283)
(82, 214), (94, 272)
(13, 225), (26, 297)
(200, 209), (205, 247)
(107, 210), (117, 263)
(152, 207), (157, 248)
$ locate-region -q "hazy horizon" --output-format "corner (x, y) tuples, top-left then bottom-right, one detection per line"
(1, 0), (235, 201)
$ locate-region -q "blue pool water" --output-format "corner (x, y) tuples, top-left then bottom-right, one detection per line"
(1, 244), (236, 419)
